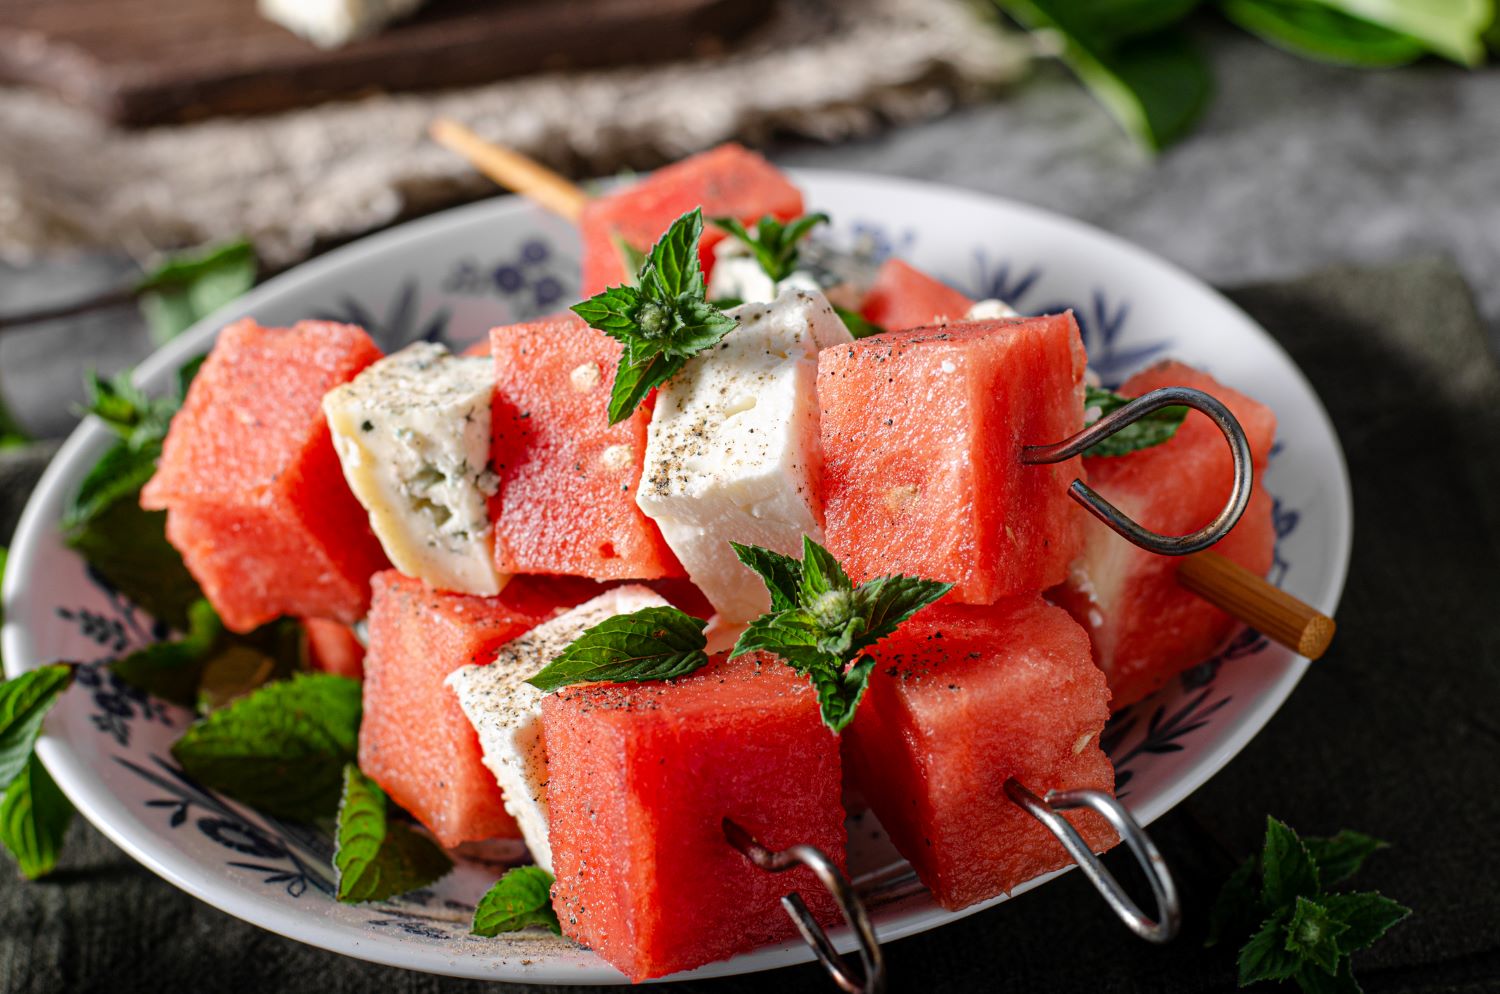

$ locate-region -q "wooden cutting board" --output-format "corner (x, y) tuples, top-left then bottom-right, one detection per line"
(0, 0), (771, 127)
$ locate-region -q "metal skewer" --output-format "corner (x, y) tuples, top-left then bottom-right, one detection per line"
(723, 818), (885, 994)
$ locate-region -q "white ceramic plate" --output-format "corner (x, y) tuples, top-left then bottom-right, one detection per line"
(1, 171), (1352, 985)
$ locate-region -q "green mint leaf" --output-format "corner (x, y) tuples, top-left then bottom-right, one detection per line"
(1207, 856), (1262, 948)
(334, 765), (453, 903)
(849, 574), (954, 654)
(1320, 891), (1410, 954)
(136, 239), (257, 345)
(472, 866), (562, 936)
(0, 753), (73, 879)
(571, 285), (645, 344)
(1293, 956), (1363, 994)
(574, 210), (737, 424)
(807, 655), (878, 734)
(732, 537), (947, 733)
(0, 548), (8, 667)
(1305, 830), (1389, 886)
(798, 535), (852, 603)
(526, 607), (710, 692)
(1222, 0), (1425, 66)
(1262, 816), (1322, 908)
(711, 212), (828, 282)
(110, 599), (224, 707)
(194, 617), (307, 714)
(0, 391), (30, 449)
(730, 541), (804, 612)
(62, 441), (161, 533)
(729, 612), (831, 672)
(1083, 384), (1189, 457)
(171, 673), (362, 821)
(64, 499), (202, 632)
(0, 665), (75, 790)
(833, 305), (886, 340)
(642, 208), (707, 301)
(1310, 0), (1490, 66)
(606, 350), (686, 427)
(1237, 909), (1302, 985)
(997, 1), (1212, 151)
(610, 231), (648, 286)
(1285, 896), (1349, 976)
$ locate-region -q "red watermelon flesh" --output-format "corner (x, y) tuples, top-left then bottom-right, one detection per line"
(303, 618), (365, 680)
(818, 314), (1087, 604)
(141, 319), (389, 632)
(543, 652), (845, 982)
(489, 314), (682, 580)
(845, 598), (1116, 911)
(860, 259), (975, 331)
(1051, 360), (1278, 709)
(579, 144), (805, 296)
(358, 570), (603, 847)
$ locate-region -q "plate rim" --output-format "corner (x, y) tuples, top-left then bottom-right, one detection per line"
(1, 168), (1354, 984)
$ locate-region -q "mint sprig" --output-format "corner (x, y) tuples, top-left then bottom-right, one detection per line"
(571, 209), (738, 425)
(1083, 384), (1189, 458)
(333, 765), (453, 903)
(0, 664), (76, 879)
(171, 673), (362, 821)
(136, 239), (257, 345)
(472, 866), (562, 936)
(730, 537), (952, 733)
(526, 607), (711, 693)
(710, 212), (829, 283)
(1209, 816), (1410, 993)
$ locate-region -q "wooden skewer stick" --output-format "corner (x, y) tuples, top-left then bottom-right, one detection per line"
(1179, 551), (1335, 659)
(430, 119), (588, 222)
(429, 120), (1338, 662)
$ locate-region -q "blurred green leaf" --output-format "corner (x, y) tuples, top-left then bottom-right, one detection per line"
(0, 392), (28, 450)
(998, 1), (1213, 150)
(137, 240), (256, 345)
(1304, 0), (1492, 66)
(1223, 0), (1427, 65)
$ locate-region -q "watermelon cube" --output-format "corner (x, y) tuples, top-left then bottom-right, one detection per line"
(489, 314), (682, 581)
(859, 259), (975, 331)
(845, 598), (1116, 910)
(141, 319), (389, 633)
(579, 144), (805, 295)
(302, 618), (365, 679)
(543, 653), (845, 981)
(358, 570), (602, 847)
(1051, 361), (1278, 709)
(817, 315), (1087, 603)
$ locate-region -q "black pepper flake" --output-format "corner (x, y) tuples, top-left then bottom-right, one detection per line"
(360, 420), (374, 432)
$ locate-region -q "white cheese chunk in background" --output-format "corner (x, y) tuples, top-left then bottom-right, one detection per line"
(323, 343), (504, 597)
(637, 287), (852, 622)
(258, 0), (428, 48)
(445, 585), (669, 873)
(707, 231), (864, 311)
(965, 298), (1020, 319)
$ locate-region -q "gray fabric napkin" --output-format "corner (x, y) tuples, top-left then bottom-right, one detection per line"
(2, 257), (1497, 993)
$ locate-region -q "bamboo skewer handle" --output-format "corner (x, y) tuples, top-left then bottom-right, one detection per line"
(1178, 551), (1335, 659)
(428, 120), (1339, 663)
(430, 118), (589, 222)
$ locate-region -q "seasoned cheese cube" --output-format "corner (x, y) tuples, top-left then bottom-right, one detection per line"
(636, 288), (851, 622)
(445, 585), (670, 872)
(323, 343), (503, 596)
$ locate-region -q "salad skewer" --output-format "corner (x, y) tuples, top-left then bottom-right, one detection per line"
(429, 117), (1334, 663)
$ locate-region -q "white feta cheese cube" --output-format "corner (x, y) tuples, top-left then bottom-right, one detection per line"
(445, 585), (669, 872)
(323, 343), (503, 596)
(965, 298), (1020, 319)
(637, 287), (852, 622)
(258, 0), (427, 48)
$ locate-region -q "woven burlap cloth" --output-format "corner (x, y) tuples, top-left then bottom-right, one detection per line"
(0, 0), (1026, 268)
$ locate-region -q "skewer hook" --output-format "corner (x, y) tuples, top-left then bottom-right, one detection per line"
(1005, 779), (1181, 943)
(1023, 386), (1253, 556)
(723, 818), (886, 994)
